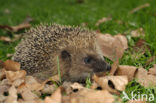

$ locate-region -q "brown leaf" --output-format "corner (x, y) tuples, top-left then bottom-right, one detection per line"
(91, 81), (99, 89)
(0, 36), (11, 42)
(63, 89), (114, 103)
(11, 23), (31, 32)
(109, 60), (119, 75)
(12, 79), (25, 87)
(21, 89), (38, 101)
(41, 84), (56, 94)
(0, 79), (10, 96)
(135, 68), (156, 87)
(0, 69), (6, 80)
(44, 87), (62, 103)
(0, 94), (7, 103)
(129, 3), (150, 14)
(93, 75), (128, 95)
(0, 16), (32, 33)
(96, 33), (128, 61)
(131, 28), (145, 37)
(115, 65), (137, 81)
(4, 60), (20, 71)
(5, 70), (26, 82)
(5, 86), (18, 103)
(25, 76), (43, 91)
(95, 17), (112, 26)
(115, 34), (128, 50)
(127, 100), (148, 103)
(62, 82), (84, 95)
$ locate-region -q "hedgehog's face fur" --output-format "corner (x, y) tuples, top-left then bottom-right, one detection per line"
(59, 46), (111, 82)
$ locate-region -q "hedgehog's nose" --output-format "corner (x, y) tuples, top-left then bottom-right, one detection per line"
(107, 65), (111, 71)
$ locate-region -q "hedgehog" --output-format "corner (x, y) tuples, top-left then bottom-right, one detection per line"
(12, 24), (111, 82)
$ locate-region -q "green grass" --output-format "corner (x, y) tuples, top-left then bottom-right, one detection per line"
(0, 0), (156, 102)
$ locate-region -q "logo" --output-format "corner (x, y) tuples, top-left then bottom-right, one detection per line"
(122, 91), (154, 102)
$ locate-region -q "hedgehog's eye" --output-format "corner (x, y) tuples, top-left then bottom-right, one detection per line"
(84, 57), (92, 64)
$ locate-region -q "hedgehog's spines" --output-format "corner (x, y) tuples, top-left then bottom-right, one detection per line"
(12, 24), (97, 81)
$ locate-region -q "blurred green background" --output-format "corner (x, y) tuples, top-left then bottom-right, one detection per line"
(0, 0), (156, 60)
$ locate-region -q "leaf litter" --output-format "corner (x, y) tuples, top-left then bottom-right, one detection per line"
(0, 26), (155, 103)
(0, 16), (32, 42)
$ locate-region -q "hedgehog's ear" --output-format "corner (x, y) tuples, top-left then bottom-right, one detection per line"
(61, 50), (71, 62)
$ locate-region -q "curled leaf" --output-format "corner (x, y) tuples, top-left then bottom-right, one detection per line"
(5, 70), (26, 82)
(63, 89), (114, 103)
(96, 33), (128, 61)
(0, 36), (11, 42)
(4, 60), (20, 71)
(93, 75), (128, 95)
(129, 3), (150, 14)
(95, 17), (112, 26)
(135, 68), (156, 87)
(115, 65), (137, 81)
(5, 86), (18, 103)
(44, 87), (62, 103)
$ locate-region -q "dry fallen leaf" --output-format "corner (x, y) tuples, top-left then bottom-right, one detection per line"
(12, 79), (25, 87)
(96, 33), (128, 61)
(110, 60), (119, 75)
(131, 28), (145, 37)
(21, 89), (38, 101)
(0, 36), (12, 42)
(95, 17), (112, 26)
(0, 69), (6, 80)
(44, 87), (62, 103)
(5, 86), (18, 103)
(62, 82), (84, 95)
(4, 60), (20, 71)
(70, 82), (84, 90)
(25, 76), (43, 91)
(41, 84), (56, 94)
(63, 88), (114, 103)
(93, 75), (128, 95)
(127, 100), (148, 103)
(5, 70), (26, 82)
(11, 23), (31, 32)
(115, 65), (137, 81)
(0, 79), (10, 96)
(129, 3), (150, 14)
(0, 16), (32, 33)
(114, 34), (128, 50)
(135, 68), (156, 87)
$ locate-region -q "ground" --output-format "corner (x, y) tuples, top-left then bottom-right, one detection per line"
(0, 0), (156, 102)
